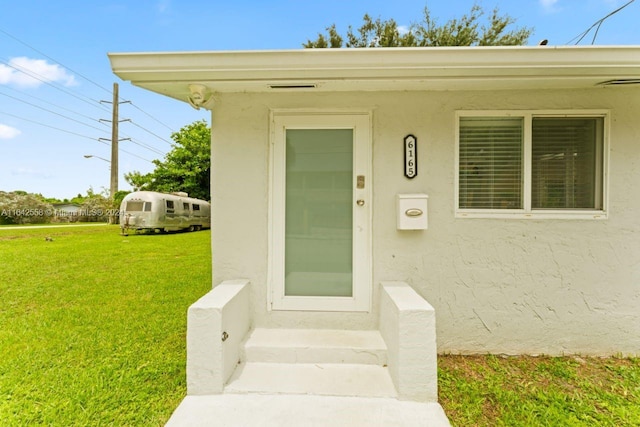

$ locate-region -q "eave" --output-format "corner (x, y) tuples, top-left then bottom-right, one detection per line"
(108, 46), (640, 107)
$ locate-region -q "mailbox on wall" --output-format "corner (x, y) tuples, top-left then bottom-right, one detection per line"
(397, 194), (429, 230)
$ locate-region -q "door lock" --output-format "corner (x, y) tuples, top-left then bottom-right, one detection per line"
(356, 199), (365, 206)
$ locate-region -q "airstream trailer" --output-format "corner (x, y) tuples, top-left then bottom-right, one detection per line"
(120, 191), (211, 234)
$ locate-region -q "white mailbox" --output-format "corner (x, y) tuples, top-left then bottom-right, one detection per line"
(397, 194), (429, 230)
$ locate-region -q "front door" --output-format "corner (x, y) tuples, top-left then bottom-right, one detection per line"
(270, 112), (371, 311)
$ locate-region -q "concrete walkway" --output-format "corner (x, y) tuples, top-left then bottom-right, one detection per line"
(166, 394), (450, 427)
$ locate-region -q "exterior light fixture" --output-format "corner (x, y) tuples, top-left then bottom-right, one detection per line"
(188, 84), (215, 110)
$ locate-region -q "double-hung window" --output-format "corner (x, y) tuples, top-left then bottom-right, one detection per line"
(456, 111), (607, 218)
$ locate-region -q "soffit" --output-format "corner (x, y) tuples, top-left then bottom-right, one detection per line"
(108, 46), (640, 104)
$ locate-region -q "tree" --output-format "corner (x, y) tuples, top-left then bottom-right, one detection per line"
(112, 190), (130, 209)
(77, 190), (112, 223)
(0, 191), (54, 225)
(304, 4), (532, 48)
(125, 120), (211, 201)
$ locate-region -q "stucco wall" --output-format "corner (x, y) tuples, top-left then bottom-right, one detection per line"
(210, 87), (640, 355)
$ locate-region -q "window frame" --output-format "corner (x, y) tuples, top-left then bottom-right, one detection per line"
(455, 110), (609, 220)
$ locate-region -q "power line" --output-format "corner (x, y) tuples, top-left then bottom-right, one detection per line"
(129, 101), (176, 133)
(118, 150), (154, 164)
(3, 87), (164, 158)
(568, 0), (636, 45)
(0, 90), (111, 136)
(0, 85), (110, 126)
(101, 98), (167, 157)
(120, 134), (166, 156)
(0, 57), (111, 113)
(0, 109), (154, 164)
(2, 88), (167, 157)
(0, 26), (177, 148)
(0, 109), (104, 141)
(128, 120), (174, 146)
(0, 61), (166, 160)
(0, 53), (173, 154)
(0, 27), (112, 94)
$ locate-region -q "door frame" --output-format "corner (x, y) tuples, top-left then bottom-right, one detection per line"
(268, 110), (372, 312)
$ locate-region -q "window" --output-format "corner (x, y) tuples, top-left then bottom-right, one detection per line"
(531, 118), (603, 210)
(166, 200), (175, 213)
(456, 111), (607, 218)
(144, 202), (152, 212)
(192, 204), (200, 211)
(459, 117), (523, 210)
(183, 202), (190, 210)
(125, 201), (144, 211)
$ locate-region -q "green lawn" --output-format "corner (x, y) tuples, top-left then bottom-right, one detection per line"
(439, 354), (640, 426)
(0, 225), (211, 425)
(1, 225), (638, 426)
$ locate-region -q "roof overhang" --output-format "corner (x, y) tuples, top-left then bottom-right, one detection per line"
(108, 46), (640, 109)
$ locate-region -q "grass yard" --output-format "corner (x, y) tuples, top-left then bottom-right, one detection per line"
(439, 354), (640, 426)
(0, 225), (211, 425)
(1, 225), (639, 426)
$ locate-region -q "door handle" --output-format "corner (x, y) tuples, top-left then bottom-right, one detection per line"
(356, 199), (365, 206)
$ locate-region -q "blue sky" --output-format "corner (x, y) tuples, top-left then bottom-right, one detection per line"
(1, 0), (638, 200)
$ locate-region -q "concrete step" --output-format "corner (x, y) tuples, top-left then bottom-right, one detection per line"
(225, 362), (397, 398)
(241, 328), (388, 365)
(166, 394), (451, 427)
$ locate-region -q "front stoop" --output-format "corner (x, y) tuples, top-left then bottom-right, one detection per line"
(168, 281), (450, 426)
(226, 362), (397, 398)
(166, 394), (451, 427)
(242, 328), (388, 364)
(167, 327), (450, 426)
(225, 328), (396, 398)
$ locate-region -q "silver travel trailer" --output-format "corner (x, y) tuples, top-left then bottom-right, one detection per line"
(120, 191), (211, 234)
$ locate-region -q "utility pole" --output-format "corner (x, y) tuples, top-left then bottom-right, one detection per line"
(110, 82), (119, 199)
(99, 83), (130, 199)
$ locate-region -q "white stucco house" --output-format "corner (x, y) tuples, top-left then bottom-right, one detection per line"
(51, 203), (82, 222)
(109, 46), (640, 425)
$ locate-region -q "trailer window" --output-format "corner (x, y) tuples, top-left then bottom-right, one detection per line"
(166, 200), (175, 213)
(144, 202), (152, 212)
(126, 201), (144, 211)
(193, 204), (200, 211)
(183, 203), (190, 210)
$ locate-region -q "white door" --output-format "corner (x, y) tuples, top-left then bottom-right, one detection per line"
(270, 112), (372, 311)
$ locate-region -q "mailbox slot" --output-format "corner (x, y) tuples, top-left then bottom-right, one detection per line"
(397, 194), (428, 230)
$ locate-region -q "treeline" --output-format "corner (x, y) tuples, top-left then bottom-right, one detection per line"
(0, 189), (128, 225)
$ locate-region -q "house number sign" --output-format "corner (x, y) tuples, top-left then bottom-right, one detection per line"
(404, 134), (417, 179)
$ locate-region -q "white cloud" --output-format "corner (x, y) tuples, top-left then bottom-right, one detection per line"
(398, 25), (410, 36)
(540, 0), (560, 12)
(0, 124), (21, 139)
(11, 167), (51, 179)
(0, 57), (76, 88)
(156, 0), (171, 13)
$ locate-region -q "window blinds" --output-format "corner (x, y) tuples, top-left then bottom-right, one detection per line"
(459, 117), (523, 209)
(532, 118), (602, 209)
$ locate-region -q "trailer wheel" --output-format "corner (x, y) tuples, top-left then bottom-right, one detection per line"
(188, 225), (195, 232)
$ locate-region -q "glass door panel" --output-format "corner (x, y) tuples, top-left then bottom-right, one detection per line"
(270, 112), (371, 312)
(284, 129), (354, 297)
